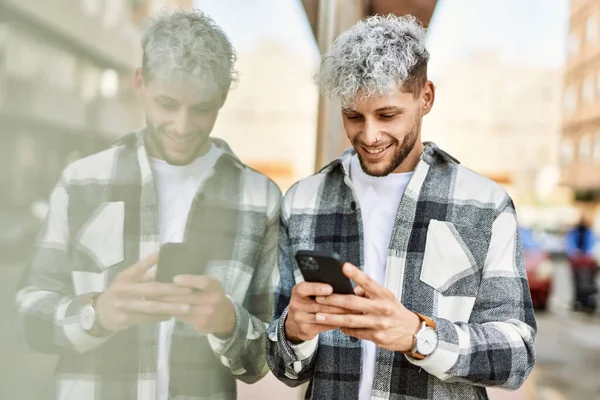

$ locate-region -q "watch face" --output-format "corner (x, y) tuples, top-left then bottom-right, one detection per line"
(416, 327), (438, 356)
(80, 304), (96, 331)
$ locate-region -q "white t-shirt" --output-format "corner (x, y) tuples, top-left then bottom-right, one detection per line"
(150, 144), (221, 400)
(349, 155), (413, 400)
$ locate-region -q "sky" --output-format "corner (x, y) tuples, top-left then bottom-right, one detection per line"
(195, 0), (570, 69)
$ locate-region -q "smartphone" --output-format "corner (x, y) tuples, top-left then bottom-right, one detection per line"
(156, 243), (203, 283)
(295, 250), (354, 295)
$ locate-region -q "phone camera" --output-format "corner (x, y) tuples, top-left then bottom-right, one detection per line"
(303, 256), (319, 271)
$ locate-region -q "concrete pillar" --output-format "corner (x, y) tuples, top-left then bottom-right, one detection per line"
(314, 0), (368, 170)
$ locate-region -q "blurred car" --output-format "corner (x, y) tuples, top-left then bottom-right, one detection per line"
(538, 230), (566, 260)
(519, 227), (554, 310)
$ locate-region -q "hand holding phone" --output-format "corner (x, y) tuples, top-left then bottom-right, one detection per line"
(284, 250), (357, 344)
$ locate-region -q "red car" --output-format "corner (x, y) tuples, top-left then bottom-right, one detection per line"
(520, 227), (554, 310)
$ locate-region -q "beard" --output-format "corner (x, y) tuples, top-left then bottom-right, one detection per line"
(355, 116), (421, 177)
(145, 116), (210, 166)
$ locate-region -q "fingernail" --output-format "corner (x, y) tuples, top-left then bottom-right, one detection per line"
(173, 276), (185, 285)
(315, 314), (325, 322)
(343, 264), (352, 273)
(179, 304), (190, 313)
(316, 296), (325, 303)
(321, 287), (332, 295)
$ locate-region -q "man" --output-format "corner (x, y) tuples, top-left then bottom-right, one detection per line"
(565, 215), (598, 312)
(16, 10), (280, 400)
(267, 15), (536, 399)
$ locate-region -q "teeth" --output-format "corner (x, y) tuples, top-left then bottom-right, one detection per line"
(364, 146), (388, 154)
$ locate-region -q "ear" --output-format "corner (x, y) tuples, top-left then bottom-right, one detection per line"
(134, 68), (145, 95)
(421, 81), (435, 116)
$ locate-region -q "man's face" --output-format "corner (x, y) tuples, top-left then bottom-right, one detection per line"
(342, 82), (434, 176)
(136, 71), (224, 165)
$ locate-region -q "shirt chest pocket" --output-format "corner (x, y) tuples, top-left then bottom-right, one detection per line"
(420, 219), (482, 323)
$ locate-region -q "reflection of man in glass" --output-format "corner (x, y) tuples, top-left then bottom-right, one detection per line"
(16, 10), (280, 400)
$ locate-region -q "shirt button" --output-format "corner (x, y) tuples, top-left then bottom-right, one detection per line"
(350, 336), (359, 342)
(350, 201), (357, 211)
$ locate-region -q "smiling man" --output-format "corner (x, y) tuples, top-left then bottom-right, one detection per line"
(16, 10), (280, 400)
(267, 15), (536, 399)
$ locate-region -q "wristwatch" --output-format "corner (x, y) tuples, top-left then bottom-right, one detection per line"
(80, 293), (111, 337)
(405, 312), (438, 360)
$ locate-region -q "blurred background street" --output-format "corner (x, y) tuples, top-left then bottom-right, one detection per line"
(1, 0), (600, 399)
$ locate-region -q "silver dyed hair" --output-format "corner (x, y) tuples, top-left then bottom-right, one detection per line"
(316, 14), (429, 108)
(141, 9), (239, 95)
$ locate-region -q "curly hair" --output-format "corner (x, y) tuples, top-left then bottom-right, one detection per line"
(141, 9), (239, 95)
(316, 14), (429, 107)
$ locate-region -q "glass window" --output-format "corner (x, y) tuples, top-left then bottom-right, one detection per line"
(594, 133), (600, 161)
(569, 32), (580, 57)
(81, 0), (102, 17)
(579, 135), (591, 162)
(586, 15), (598, 44)
(100, 69), (119, 98)
(583, 74), (594, 104)
(560, 139), (574, 165)
(81, 64), (100, 101)
(563, 86), (576, 114)
(103, 0), (123, 27)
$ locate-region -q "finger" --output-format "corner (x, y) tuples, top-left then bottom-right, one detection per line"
(293, 282), (333, 299)
(130, 313), (172, 325)
(119, 253), (159, 281)
(170, 304), (216, 318)
(173, 275), (220, 291)
(314, 312), (377, 328)
(340, 327), (376, 341)
(160, 292), (221, 306)
(293, 298), (359, 315)
(127, 282), (194, 298)
(142, 266), (157, 282)
(315, 294), (376, 314)
(122, 299), (191, 315)
(342, 263), (382, 298)
(354, 285), (366, 297)
(289, 310), (334, 326)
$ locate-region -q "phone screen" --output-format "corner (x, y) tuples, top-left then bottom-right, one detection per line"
(156, 243), (199, 283)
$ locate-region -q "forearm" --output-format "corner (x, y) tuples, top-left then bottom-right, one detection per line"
(266, 307), (318, 387)
(207, 298), (270, 384)
(407, 315), (535, 389)
(16, 286), (112, 354)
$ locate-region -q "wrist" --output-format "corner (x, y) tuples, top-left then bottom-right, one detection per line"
(81, 293), (113, 337)
(284, 315), (305, 345)
(214, 297), (236, 338)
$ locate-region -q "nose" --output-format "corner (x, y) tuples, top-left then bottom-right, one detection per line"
(362, 118), (381, 146)
(173, 110), (192, 136)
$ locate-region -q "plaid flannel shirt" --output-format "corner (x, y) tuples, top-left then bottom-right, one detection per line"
(16, 130), (281, 400)
(267, 143), (536, 400)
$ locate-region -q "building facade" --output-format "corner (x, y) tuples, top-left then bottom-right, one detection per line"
(422, 51), (565, 208)
(561, 0), (600, 212)
(0, 0), (144, 213)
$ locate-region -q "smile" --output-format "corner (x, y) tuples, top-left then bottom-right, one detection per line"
(362, 144), (392, 154)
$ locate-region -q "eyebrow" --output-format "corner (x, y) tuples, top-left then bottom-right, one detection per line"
(375, 106), (404, 112)
(154, 95), (177, 103)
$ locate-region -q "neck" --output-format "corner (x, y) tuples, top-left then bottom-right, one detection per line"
(392, 141), (424, 174)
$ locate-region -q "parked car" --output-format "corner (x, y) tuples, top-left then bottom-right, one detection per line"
(519, 227), (554, 310)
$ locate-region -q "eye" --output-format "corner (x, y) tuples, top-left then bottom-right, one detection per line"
(345, 113), (363, 121)
(379, 114), (397, 120)
(157, 101), (178, 111)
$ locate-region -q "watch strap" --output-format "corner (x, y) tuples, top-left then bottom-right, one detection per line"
(404, 312), (436, 360)
(82, 293), (111, 337)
